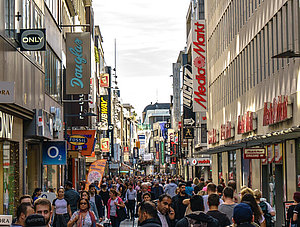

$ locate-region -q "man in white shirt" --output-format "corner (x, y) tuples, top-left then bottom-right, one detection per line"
(125, 184), (137, 220)
(157, 194), (175, 227)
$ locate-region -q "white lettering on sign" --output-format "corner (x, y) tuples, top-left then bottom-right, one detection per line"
(0, 111), (13, 139)
(192, 20), (207, 112)
(22, 36), (44, 44)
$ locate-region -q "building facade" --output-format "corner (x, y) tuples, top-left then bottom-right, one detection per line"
(201, 0), (300, 225)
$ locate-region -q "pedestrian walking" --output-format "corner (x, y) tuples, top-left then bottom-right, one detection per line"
(32, 188), (42, 203)
(52, 187), (72, 227)
(171, 183), (190, 222)
(152, 180), (164, 200)
(34, 198), (52, 226)
(232, 203), (258, 227)
(164, 179), (177, 198)
(157, 194), (175, 227)
(175, 195), (219, 227)
(89, 184), (104, 221)
(125, 184), (137, 220)
(206, 194), (231, 227)
(80, 190), (100, 222)
(219, 186), (237, 223)
(107, 189), (126, 227)
(99, 183), (109, 217)
(64, 181), (80, 214)
(138, 201), (161, 227)
(67, 198), (99, 227)
(11, 203), (34, 227)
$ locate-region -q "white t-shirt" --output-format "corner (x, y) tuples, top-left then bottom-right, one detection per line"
(53, 198), (69, 214)
(110, 198), (118, 217)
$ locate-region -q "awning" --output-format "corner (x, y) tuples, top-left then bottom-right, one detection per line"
(195, 126), (300, 155)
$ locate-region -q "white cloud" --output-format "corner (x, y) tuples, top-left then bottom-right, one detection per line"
(93, 0), (190, 116)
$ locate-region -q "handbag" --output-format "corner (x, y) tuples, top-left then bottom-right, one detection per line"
(116, 206), (127, 222)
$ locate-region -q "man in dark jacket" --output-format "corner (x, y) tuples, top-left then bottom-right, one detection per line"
(175, 195), (219, 227)
(89, 184), (104, 220)
(152, 180), (164, 200)
(171, 183), (190, 222)
(64, 181), (80, 214)
(138, 201), (161, 227)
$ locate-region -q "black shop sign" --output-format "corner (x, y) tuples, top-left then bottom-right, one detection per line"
(19, 29), (46, 51)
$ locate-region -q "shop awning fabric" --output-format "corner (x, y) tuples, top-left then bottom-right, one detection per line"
(195, 126), (300, 155)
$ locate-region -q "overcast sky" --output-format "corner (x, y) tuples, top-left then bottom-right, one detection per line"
(93, 0), (190, 117)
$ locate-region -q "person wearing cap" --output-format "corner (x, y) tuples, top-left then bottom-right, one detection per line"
(64, 181), (80, 214)
(25, 214), (47, 227)
(12, 203), (34, 227)
(232, 203), (257, 227)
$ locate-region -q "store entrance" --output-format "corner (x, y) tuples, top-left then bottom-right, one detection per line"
(0, 141), (20, 215)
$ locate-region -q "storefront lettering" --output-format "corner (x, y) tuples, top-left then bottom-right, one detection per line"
(0, 111), (13, 139)
(220, 121), (234, 140)
(69, 38), (87, 89)
(237, 111), (256, 134)
(192, 20), (207, 112)
(263, 95), (292, 126)
(100, 96), (108, 123)
(208, 129), (218, 144)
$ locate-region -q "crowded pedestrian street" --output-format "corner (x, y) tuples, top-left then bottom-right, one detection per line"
(1, 0), (300, 226)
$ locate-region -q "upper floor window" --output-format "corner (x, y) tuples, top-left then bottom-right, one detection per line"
(45, 46), (61, 101)
(4, 0), (15, 38)
(45, 0), (59, 22)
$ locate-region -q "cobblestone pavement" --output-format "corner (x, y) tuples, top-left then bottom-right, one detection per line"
(120, 218), (137, 227)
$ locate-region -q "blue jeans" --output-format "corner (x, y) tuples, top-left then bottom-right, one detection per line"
(110, 216), (120, 227)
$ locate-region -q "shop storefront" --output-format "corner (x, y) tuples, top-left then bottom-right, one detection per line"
(0, 111), (23, 215)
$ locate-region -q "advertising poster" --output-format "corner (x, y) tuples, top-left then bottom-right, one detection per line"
(85, 159), (107, 190)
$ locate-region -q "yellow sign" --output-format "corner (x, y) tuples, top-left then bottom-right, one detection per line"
(68, 135), (87, 146)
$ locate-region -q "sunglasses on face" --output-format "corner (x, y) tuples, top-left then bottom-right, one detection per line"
(80, 202), (88, 205)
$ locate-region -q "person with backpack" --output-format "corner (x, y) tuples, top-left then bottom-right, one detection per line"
(175, 195), (219, 227)
(253, 189), (275, 227)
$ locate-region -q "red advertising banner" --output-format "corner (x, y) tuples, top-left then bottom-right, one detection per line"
(67, 130), (96, 156)
(100, 73), (109, 87)
(244, 148), (266, 159)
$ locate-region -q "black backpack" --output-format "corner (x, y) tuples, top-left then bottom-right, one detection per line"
(259, 201), (274, 227)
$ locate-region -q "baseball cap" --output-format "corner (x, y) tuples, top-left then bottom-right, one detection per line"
(25, 214), (47, 227)
(233, 203), (253, 224)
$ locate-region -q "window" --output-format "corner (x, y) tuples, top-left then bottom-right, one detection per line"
(228, 151), (236, 180)
(45, 0), (59, 22)
(4, 0), (15, 38)
(45, 46), (61, 101)
(33, 3), (44, 65)
(23, 0), (31, 29)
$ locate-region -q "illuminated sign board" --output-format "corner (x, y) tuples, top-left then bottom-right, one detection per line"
(19, 29), (46, 51)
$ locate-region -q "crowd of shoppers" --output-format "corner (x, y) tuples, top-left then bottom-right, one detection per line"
(12, 175), (300, 227)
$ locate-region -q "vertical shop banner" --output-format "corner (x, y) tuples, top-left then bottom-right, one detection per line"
(66, 32), (91, 94)
(192, 20), (207, 112)
(100, 95), (109, 129)
(65, 94), (89, 126)
(155, 141), (160, 161)
(86, 159), (107, 190)
(42, 141), (67, 165)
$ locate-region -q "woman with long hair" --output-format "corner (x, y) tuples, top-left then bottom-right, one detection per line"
(80, 191), (99, 222)
(241, 193), (266, 227)
(67, 198), (99, 227)
(52, 187), (72, 227)
(107, 189), (125, 227)
(32, 188), (42, 203)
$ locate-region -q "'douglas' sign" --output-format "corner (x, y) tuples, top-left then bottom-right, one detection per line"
(66, 32), (91, 94)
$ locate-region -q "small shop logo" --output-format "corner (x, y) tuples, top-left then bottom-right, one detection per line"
(19, 29), (46, 51)
(68, 135), (88, 146)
